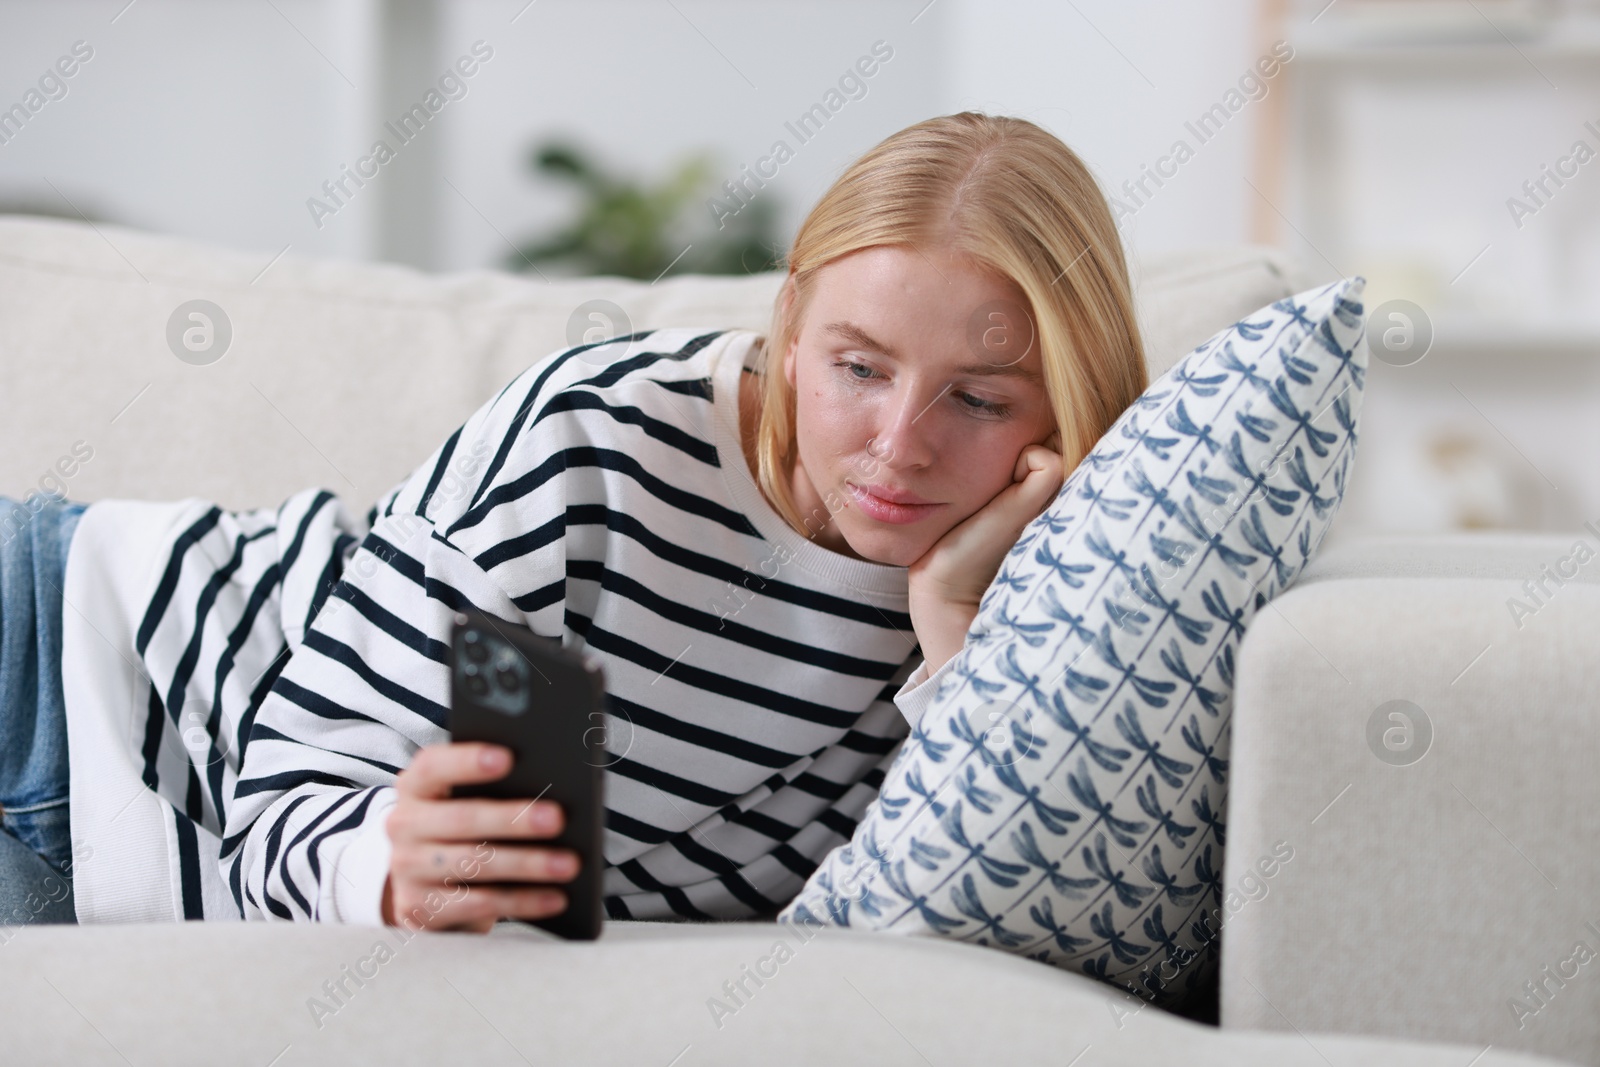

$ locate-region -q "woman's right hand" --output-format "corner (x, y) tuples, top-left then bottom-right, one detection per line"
(382, 742), (579, 933)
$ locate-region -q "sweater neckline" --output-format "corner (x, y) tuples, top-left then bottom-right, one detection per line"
(711, 330), (910, 603)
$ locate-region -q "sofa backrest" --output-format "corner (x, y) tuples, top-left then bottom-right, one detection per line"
(0, 215), (1315, 514)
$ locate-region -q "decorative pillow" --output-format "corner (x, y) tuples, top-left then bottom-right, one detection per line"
(778, 276), (1369, 1011)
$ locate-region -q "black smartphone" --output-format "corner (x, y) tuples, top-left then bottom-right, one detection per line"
(446, 608), (606, 940)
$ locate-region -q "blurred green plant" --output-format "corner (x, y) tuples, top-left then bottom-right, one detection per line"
(503, 140), (784, 279)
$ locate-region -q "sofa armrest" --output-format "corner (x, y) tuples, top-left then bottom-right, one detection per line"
(1221, 533), (1600, 1067)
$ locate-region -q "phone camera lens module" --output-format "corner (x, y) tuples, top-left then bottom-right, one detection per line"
(464, 631), (489, 664)
(466, 673), (489, 698)
(495, 665), (521, 693)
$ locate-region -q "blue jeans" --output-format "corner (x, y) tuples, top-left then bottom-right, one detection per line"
(0, 494), (86, 924)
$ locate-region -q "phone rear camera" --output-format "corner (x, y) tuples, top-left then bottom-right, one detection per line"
(495, 666), (521, 693)
(456, 626), (531, 715)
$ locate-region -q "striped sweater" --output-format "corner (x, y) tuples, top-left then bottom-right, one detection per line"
(60, 328), (945, 924)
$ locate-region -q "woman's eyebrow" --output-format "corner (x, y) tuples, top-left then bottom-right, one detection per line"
(955, 360), (1042, 383)
(953, 361), (1043, 385)
(824, 320), (897, 357)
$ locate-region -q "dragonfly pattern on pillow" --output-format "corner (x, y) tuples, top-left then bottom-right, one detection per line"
(779, 277), (1369, 1010)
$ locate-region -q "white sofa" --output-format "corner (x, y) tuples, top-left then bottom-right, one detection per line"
(0, 215), (1589, 1067)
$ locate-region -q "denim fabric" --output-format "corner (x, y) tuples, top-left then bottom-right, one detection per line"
(0, 804), (75, 924)
(0, 494), (86, 923)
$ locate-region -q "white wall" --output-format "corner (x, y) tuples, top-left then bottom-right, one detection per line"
(0, 0), (381, 261)
(944, 0), (1265, 266)
(0, 0), (1271, 274)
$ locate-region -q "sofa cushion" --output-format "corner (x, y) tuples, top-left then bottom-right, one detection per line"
(779, 277), (1370, 1012)
(0, 919), (1568, 1066)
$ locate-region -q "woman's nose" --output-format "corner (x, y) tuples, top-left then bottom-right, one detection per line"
(868, 385), (944, 470)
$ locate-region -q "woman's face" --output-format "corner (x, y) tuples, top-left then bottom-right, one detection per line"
(782, 244), (1056, 568)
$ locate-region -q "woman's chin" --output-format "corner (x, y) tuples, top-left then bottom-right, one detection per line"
(836, 527), (931, 569)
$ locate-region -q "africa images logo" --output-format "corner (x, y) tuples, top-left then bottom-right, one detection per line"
(305, 41), (495, 230)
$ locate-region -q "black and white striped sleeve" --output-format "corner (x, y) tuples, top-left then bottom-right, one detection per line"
(221, 344), (585, 924)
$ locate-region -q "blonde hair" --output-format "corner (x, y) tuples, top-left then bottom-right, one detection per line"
(752, 111), (1148, 536)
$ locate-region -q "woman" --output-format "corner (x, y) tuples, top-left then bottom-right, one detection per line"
(0, 112), (1146, 929)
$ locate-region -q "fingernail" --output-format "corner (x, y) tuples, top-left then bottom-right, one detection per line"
(550, 854), (578, 878)
(533, 803), (559, 831)
(479, 747), (507, 770)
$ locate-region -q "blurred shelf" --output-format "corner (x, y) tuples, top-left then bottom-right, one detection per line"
(1426, 315), (1600, 360)
(1294, 20), (1600, 70)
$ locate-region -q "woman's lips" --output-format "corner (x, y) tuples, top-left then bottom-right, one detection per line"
(847, 483), (943, 525)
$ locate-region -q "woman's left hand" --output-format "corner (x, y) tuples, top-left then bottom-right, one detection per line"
(908, 435), (1066, 674)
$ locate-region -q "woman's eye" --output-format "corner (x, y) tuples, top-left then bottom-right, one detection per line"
(833, 359), (878, 380)
(955, 391), (1010, 418)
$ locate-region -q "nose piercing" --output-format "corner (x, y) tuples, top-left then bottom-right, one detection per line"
(866, 436), (880, 457)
